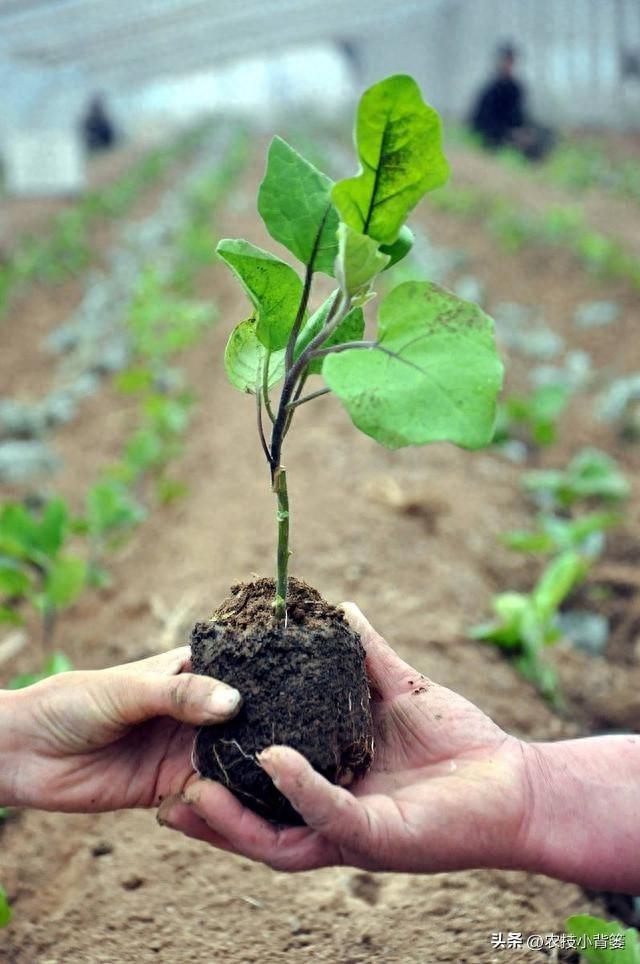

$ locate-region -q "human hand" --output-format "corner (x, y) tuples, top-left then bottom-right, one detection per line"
(0, 647), (241, 813)
(159, 606), (534, 873)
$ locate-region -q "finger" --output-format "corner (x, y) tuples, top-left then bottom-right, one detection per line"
(181, 778), (338, 872)
(341, 602), (419, 697)
(157, 799), (235, 852)
(109, 671), (242, 726)
(117, 646), (192, 677)
(257, 745), (375, 854)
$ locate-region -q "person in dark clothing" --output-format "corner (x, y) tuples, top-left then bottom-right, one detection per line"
(469, 43), (553, 161)
(81, 94), (117, 152)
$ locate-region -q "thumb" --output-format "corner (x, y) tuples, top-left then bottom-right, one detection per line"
(109, 671), (242, 726)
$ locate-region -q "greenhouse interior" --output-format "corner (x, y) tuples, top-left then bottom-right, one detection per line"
(1, 1), (640, 961)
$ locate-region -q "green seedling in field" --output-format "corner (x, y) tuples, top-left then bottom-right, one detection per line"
(566, 914), (640, 963)
(494, 384), (571, 448)
(502, 510), (621, 558)
(77, 479), (146, 585)
(8, 651), (73, 690)
(0, 498), (86, 646)
(127, 269), (215, 365)
(0, 886), (11, 929)
(218, 74), (504, 618)
(524, 448), (630, 509)
(472, 550), (588, 701)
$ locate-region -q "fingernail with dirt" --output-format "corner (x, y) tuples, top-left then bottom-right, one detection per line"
(208, 683), (242, 718)
(156, 794), (181, 828)
(257, 748), (280, 786)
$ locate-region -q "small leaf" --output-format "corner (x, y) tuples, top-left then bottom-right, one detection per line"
(335, 223), (390, 297)
(323, 281), (503, 450)
(566, 915), (640, 964)
(44, 556), (86, 608)
(258, 137), (339, 275)
(0, 886), (11, 928)
(216, 239), (302, 350)
(224, 317), (285, 393)
(381, 225), (414, 269)
(332, 75), (449, 245)
(38, 498), (69, 555)
(532, 550), (587, 622)
(0, 560), (30, 597)
(295, 295), (365, 375)
(8, 651), (73, 691)
(0, 605), (23, 626)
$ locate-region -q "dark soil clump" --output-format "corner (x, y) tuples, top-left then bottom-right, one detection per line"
(190, 577), (374, 824)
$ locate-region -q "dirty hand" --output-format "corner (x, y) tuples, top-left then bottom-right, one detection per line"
(0, 648), (241, 813)
(159, 606), (533, 873)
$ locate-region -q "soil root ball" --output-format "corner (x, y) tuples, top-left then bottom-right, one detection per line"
(190, 577), (374, 824)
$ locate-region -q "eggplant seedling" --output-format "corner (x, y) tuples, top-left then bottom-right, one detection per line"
(191, 75), (503, 823)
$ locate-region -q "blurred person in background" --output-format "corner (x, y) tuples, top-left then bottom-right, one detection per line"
(81, 94), (117, 153)
(469, 42), (554, 161)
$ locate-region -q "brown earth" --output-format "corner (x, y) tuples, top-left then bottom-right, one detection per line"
(1, 134), (639, 962)
(446, 143), (640, 262)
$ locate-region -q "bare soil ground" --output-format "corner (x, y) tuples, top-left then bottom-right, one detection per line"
(1, 138), (639, 963)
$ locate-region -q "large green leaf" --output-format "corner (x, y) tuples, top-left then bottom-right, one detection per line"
(216, 239), (302, 350)
(332, 75), (449, 245)
(224, 316), (285, 393)
(258, 137), (339, 276)
(323, 281), (503, 449)
(335, 223), (389, 298)
(295, 295), (365, 375)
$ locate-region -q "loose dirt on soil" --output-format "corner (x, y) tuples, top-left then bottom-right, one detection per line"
(1, 138), (638, 962)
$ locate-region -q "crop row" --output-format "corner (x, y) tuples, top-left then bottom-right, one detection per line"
(0, 125), (209, 319)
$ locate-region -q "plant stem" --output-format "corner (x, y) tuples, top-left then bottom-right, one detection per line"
(273, 466), (290, 620)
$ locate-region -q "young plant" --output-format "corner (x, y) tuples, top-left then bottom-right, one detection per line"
(494, 384), (571, 449)
(0, 498), (86, 649)
(524, 448), (630, 509)
(472, 550), (588, 701)
(0, 886), (11, 929)
(78, 479), (147, 585)
(193, 74), (503, 822)
(220, 74), (502, 618)
(502, 510), (622, 559)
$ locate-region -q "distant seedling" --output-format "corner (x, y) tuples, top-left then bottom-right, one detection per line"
(494, 384), (571, 449)
(524, 448), (630, 508)
(190, 74), (503, 823)
(0, 498), (85, 688)
(472, 550), (588, 701)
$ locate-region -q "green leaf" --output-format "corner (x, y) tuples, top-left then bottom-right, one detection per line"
(532, 550), (587, 622)
(0, 560), (30, 597)
(216, 239), (303, 350)
(37, 498), (69, 555)
(295, 295), (365, 375)
(0, 886), (11, 928)
(86, 480), (146, 537)
(323, 281), (503, 450)
(43, 556), (86, 608)
(258, 137), (339, 276)
(566, 915), (640, 964)
(380, 225), (414, 269)
(332, 74), (449, 245)
(8, 651), (73, 691)
(224, 317), (285, 393)
(335, 223), (390, 298)
(0, 605), (23, 626)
